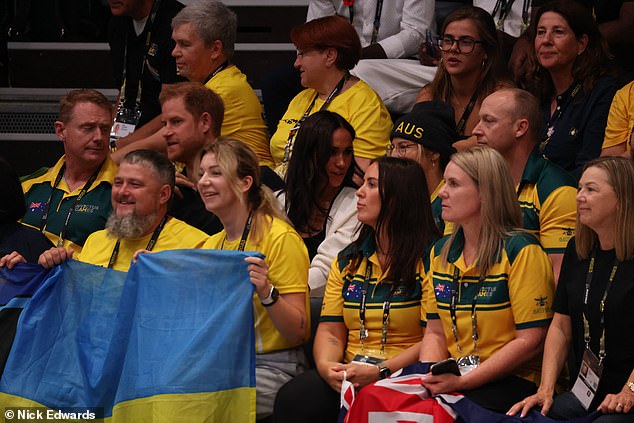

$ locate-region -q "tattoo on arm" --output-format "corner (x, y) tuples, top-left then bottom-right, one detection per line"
(327, 337), (340, 347)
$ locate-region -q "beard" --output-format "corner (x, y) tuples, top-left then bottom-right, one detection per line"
(105, 211), (159, 239)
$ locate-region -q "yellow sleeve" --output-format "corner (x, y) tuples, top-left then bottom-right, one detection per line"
(603, 82), (634, 150)
(264, 225), (309, 295)
(341, 85), (393, 160)
(538, 185), (577, 254)
(423, 246), (440, 322)
(507, 243), (555, 329)
(320, 257), (345, 322)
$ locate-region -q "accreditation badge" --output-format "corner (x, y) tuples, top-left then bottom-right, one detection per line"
(109, 107), (142, 150)
(351, 354), (383, 366)
(571, 348), (603, 410)
(456, 355), (480, 375)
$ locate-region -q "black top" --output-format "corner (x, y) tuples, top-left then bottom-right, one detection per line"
(107, 0), (184, 127)
(539, 76), (618, 181)
(169, 185), (223, 236)
(0, 222), (54, 263)
(303, 229), (326, 261)
(553, 237), (634, 408)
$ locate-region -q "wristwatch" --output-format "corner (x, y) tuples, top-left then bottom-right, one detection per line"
(260, 285), (279, 307)
(627, 381), (634, 393)
(377, 364), (391, 380)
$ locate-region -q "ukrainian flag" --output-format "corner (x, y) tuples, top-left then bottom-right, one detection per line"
(0, 250), (257, 422)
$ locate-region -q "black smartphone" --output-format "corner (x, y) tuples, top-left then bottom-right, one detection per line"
(430, 358), (461, 376)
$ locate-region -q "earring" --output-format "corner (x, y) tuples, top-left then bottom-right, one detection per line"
(432, 161), (436, 168)
(481, 59), (486, 68)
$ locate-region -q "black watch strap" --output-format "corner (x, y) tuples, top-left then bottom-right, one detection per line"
(377, 364), (391, 380)
(261, 285), (279, 307)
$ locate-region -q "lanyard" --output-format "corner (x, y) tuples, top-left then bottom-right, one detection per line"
(359, 261), (394, 355)
(371, 0), (384, 45)
(203, 61), (229, 85)
(281, 72), (349, 165)
(107, 214), (168, 269)
(539, 82), (582, 155)
(220, 212), (253, 252)
(455, 91), (479, 136)
(342, 0), (383, 44)
(449, 266), (484, 356)
(119, 0), (162, 111)
(491, 0), (530, 32)
(582, 251), (619, 365)
(39, 163), (101, 247)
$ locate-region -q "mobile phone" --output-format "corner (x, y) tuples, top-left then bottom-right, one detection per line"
(425, 30), (439, 60)
(431, 358), (461, 376)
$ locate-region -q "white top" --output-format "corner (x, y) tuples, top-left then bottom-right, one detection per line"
(307, 0), (433, 59)
(276, 187), (360, 297)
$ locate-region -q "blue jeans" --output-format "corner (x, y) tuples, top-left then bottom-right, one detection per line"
(550, 392), (634, 422)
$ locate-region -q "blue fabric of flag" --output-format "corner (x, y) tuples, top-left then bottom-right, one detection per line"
(0, 249), (258, 420)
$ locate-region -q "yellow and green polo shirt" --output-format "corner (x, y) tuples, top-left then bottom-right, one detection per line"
(21, 156), (117, 253)
(517, 151), (576, 254)
(424, 229), (555, 385)
(321, 235), (429, 363)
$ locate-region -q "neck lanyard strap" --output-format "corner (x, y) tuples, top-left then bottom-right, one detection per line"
(108, 214), (168, 269)
(455, 91), (479, 135)
(582, 251), (619, 364)
(358, 260), (394, 354)
(120, 0), (162, 110)
(237, 212), (254, 252)
(40, 163), (102, 247)
(450, 265), (483, 356)
(539, 82), (582, 154)
(371, 0), (384, 45)
(343, 0), (354, 23)
(204, 60), (229, 85)
(282, 72), (349, 165)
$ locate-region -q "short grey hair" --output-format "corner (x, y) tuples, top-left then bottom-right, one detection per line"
(172, 0), (237, 58)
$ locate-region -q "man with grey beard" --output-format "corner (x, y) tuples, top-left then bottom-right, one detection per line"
(1, 150), (208, 271)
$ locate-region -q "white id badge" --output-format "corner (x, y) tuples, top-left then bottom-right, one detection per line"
(571, 348), (603, 410)
(110, 107), (141, 147)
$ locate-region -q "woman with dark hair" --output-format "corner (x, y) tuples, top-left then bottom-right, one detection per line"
(269, 15), (392, 181)
(279, 110), (357, 298)
(415, 6), (511, 149)
(520, 0), (618, 180)
(197, 138), (309, 420)
(388, 101), (457, 234)
(510, 157), (634, 422)
(0, 157), (53, 262)
(274, 156), (440, 423)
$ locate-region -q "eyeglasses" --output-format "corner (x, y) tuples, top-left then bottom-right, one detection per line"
(437, 36), (484, 54)
(385, 143), (419, 157)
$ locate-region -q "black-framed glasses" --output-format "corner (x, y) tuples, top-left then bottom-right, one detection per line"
(385, 143), (419, 157)
(437, 36), (484, 53)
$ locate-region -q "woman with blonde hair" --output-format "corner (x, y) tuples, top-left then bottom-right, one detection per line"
(197, 137), (310, 420)
(510, 157), (634, 422)
(345, 147), (555, 417)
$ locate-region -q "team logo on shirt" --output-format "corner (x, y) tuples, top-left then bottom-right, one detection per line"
(534, 296), (548, 307)
(29, 201), (46, 212)
(74, 204), (100, 214)
(434, 282), (451, 300)
(345, 282), (362, 300)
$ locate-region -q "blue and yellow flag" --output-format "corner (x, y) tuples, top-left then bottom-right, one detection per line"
(0, 249), (257, 422)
